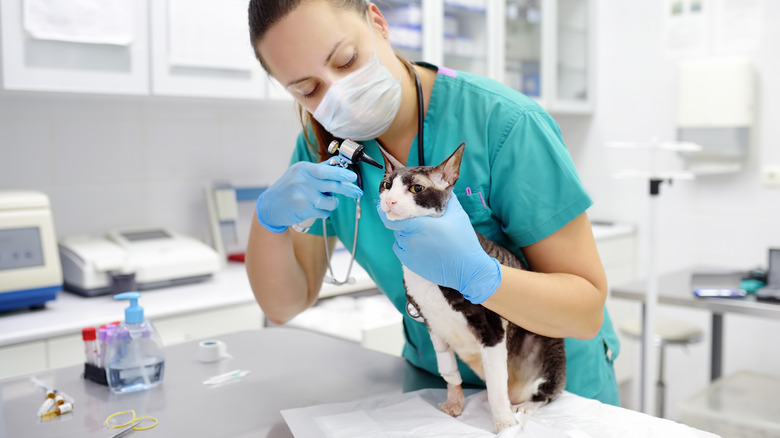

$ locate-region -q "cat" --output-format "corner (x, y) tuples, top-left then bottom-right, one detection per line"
(378, 142), (566, 433)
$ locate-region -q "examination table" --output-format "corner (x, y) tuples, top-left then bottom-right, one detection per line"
(0, 328), (717, 437)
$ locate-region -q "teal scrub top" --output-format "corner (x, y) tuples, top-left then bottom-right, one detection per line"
(289, 64), (621, 405)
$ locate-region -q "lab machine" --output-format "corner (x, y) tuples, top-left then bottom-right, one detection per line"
(59, 228), (221, 296)
(0, 190), (62, 311)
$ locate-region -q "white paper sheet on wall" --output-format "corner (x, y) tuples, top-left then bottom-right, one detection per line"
(167, 0), (255, 71)
(711, 0), (763, 52)
(664, 0), (764, 56)
(23, 0), (135, 46)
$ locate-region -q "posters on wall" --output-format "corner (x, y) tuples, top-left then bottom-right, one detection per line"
(664, 0), (763, 56)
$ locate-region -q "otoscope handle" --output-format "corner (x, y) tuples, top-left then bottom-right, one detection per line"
(292, 217), (316, 233)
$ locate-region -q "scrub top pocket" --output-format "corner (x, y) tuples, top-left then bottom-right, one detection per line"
(457, 189), (491, 226)
(457, 188), (511, 253)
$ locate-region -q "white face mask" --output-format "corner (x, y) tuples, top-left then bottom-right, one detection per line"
(312, 17), (402, 141)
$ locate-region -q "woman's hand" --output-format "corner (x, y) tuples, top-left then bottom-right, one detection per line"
(256, 159), (363, 233)
(377, 195), (501, 304)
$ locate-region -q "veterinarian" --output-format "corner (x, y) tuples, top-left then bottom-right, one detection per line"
(245, 0), (621, 406)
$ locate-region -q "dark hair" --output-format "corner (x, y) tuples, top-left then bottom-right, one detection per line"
(248, 0), (369, 161)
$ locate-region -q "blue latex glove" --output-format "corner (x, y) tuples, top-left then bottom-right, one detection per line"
(377, 195), (502, 304)
(256, 158), (363, 233)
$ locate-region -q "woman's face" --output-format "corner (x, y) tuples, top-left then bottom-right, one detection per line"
(258, 1), (397, 114)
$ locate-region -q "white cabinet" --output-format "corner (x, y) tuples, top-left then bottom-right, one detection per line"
(286, 292), (405, 357)
(152, 302), (264, 345)
(0, 302), (264, 381)
(384, 0), (496, 78)
(553, 0), (593, 111)
(0, 0), (150, 95)
(500, 0), (595, 113)
(1, 1), (592, 107)
(442, 1), (491, 77)
(382, 0), (594, 114)
(0, 0), (286, 101)
(0, 341), (47, 379)
(149, 0), (273, 100)
(383, 1), (426, 62)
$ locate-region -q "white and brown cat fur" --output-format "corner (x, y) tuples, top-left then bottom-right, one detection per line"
(378, 143), (566, 433)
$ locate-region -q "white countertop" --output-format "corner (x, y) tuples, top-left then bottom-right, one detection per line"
(0, 250), (375, 347)
(0, 223), (633, 347)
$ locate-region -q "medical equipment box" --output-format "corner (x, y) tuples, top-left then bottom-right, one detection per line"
(59, 228), (221, 296)
(0, 190), (62, 311)
(679, 371), (780, 437)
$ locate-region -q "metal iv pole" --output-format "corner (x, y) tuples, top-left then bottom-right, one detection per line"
(610, 139), (698, 416)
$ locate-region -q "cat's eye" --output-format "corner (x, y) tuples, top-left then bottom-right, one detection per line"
(410, 185), (425, 194)
(381, 181), (392, 190)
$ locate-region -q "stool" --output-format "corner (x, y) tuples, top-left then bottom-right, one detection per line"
(620, 317), (704, 417)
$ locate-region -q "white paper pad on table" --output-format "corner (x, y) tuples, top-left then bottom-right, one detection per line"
(282, 389), (720, 438)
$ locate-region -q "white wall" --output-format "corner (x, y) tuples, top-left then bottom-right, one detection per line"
(0, 92), (300, 244)
(556, 0), (780, 420)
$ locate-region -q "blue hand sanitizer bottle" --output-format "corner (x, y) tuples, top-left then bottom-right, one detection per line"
(105, 292), (165, 393)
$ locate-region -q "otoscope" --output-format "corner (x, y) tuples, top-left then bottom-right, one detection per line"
(291, 139), (382, 233)
(327, 139), (383, 175)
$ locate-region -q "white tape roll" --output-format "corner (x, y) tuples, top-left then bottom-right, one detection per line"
(198, 339), (230, 363)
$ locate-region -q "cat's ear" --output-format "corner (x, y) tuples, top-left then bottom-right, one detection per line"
(377, 145), (404, 175)
(434, 142), (465, 187)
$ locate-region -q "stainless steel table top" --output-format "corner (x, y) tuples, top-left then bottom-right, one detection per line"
(0, 328), (407, 438)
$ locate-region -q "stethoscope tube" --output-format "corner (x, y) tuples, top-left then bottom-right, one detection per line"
(413, 65), (425, 166)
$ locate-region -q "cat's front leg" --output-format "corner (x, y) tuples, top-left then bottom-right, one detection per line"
(429, 331), (464, 417)
(480, 339), (518, 433)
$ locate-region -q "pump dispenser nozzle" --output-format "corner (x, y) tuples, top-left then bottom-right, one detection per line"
(114, 292), (144, 324)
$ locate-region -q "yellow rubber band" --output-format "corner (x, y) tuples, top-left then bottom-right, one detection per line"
(132, 416), (158, 430)
(106, 410), (136, 428)
(105, 410), (158, 431)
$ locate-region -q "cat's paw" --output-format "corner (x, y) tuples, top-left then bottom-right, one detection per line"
(494, 415), (519, 433)
(512, 400), (543, 416)
(440, 383), (465, 417)
(440, 400), (463, 417)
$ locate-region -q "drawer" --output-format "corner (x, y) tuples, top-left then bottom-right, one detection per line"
(0, 340), (47, 380)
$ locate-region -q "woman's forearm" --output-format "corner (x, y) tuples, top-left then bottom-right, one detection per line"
(482, 266), (607, 340)
(245, 215), (323, 325)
